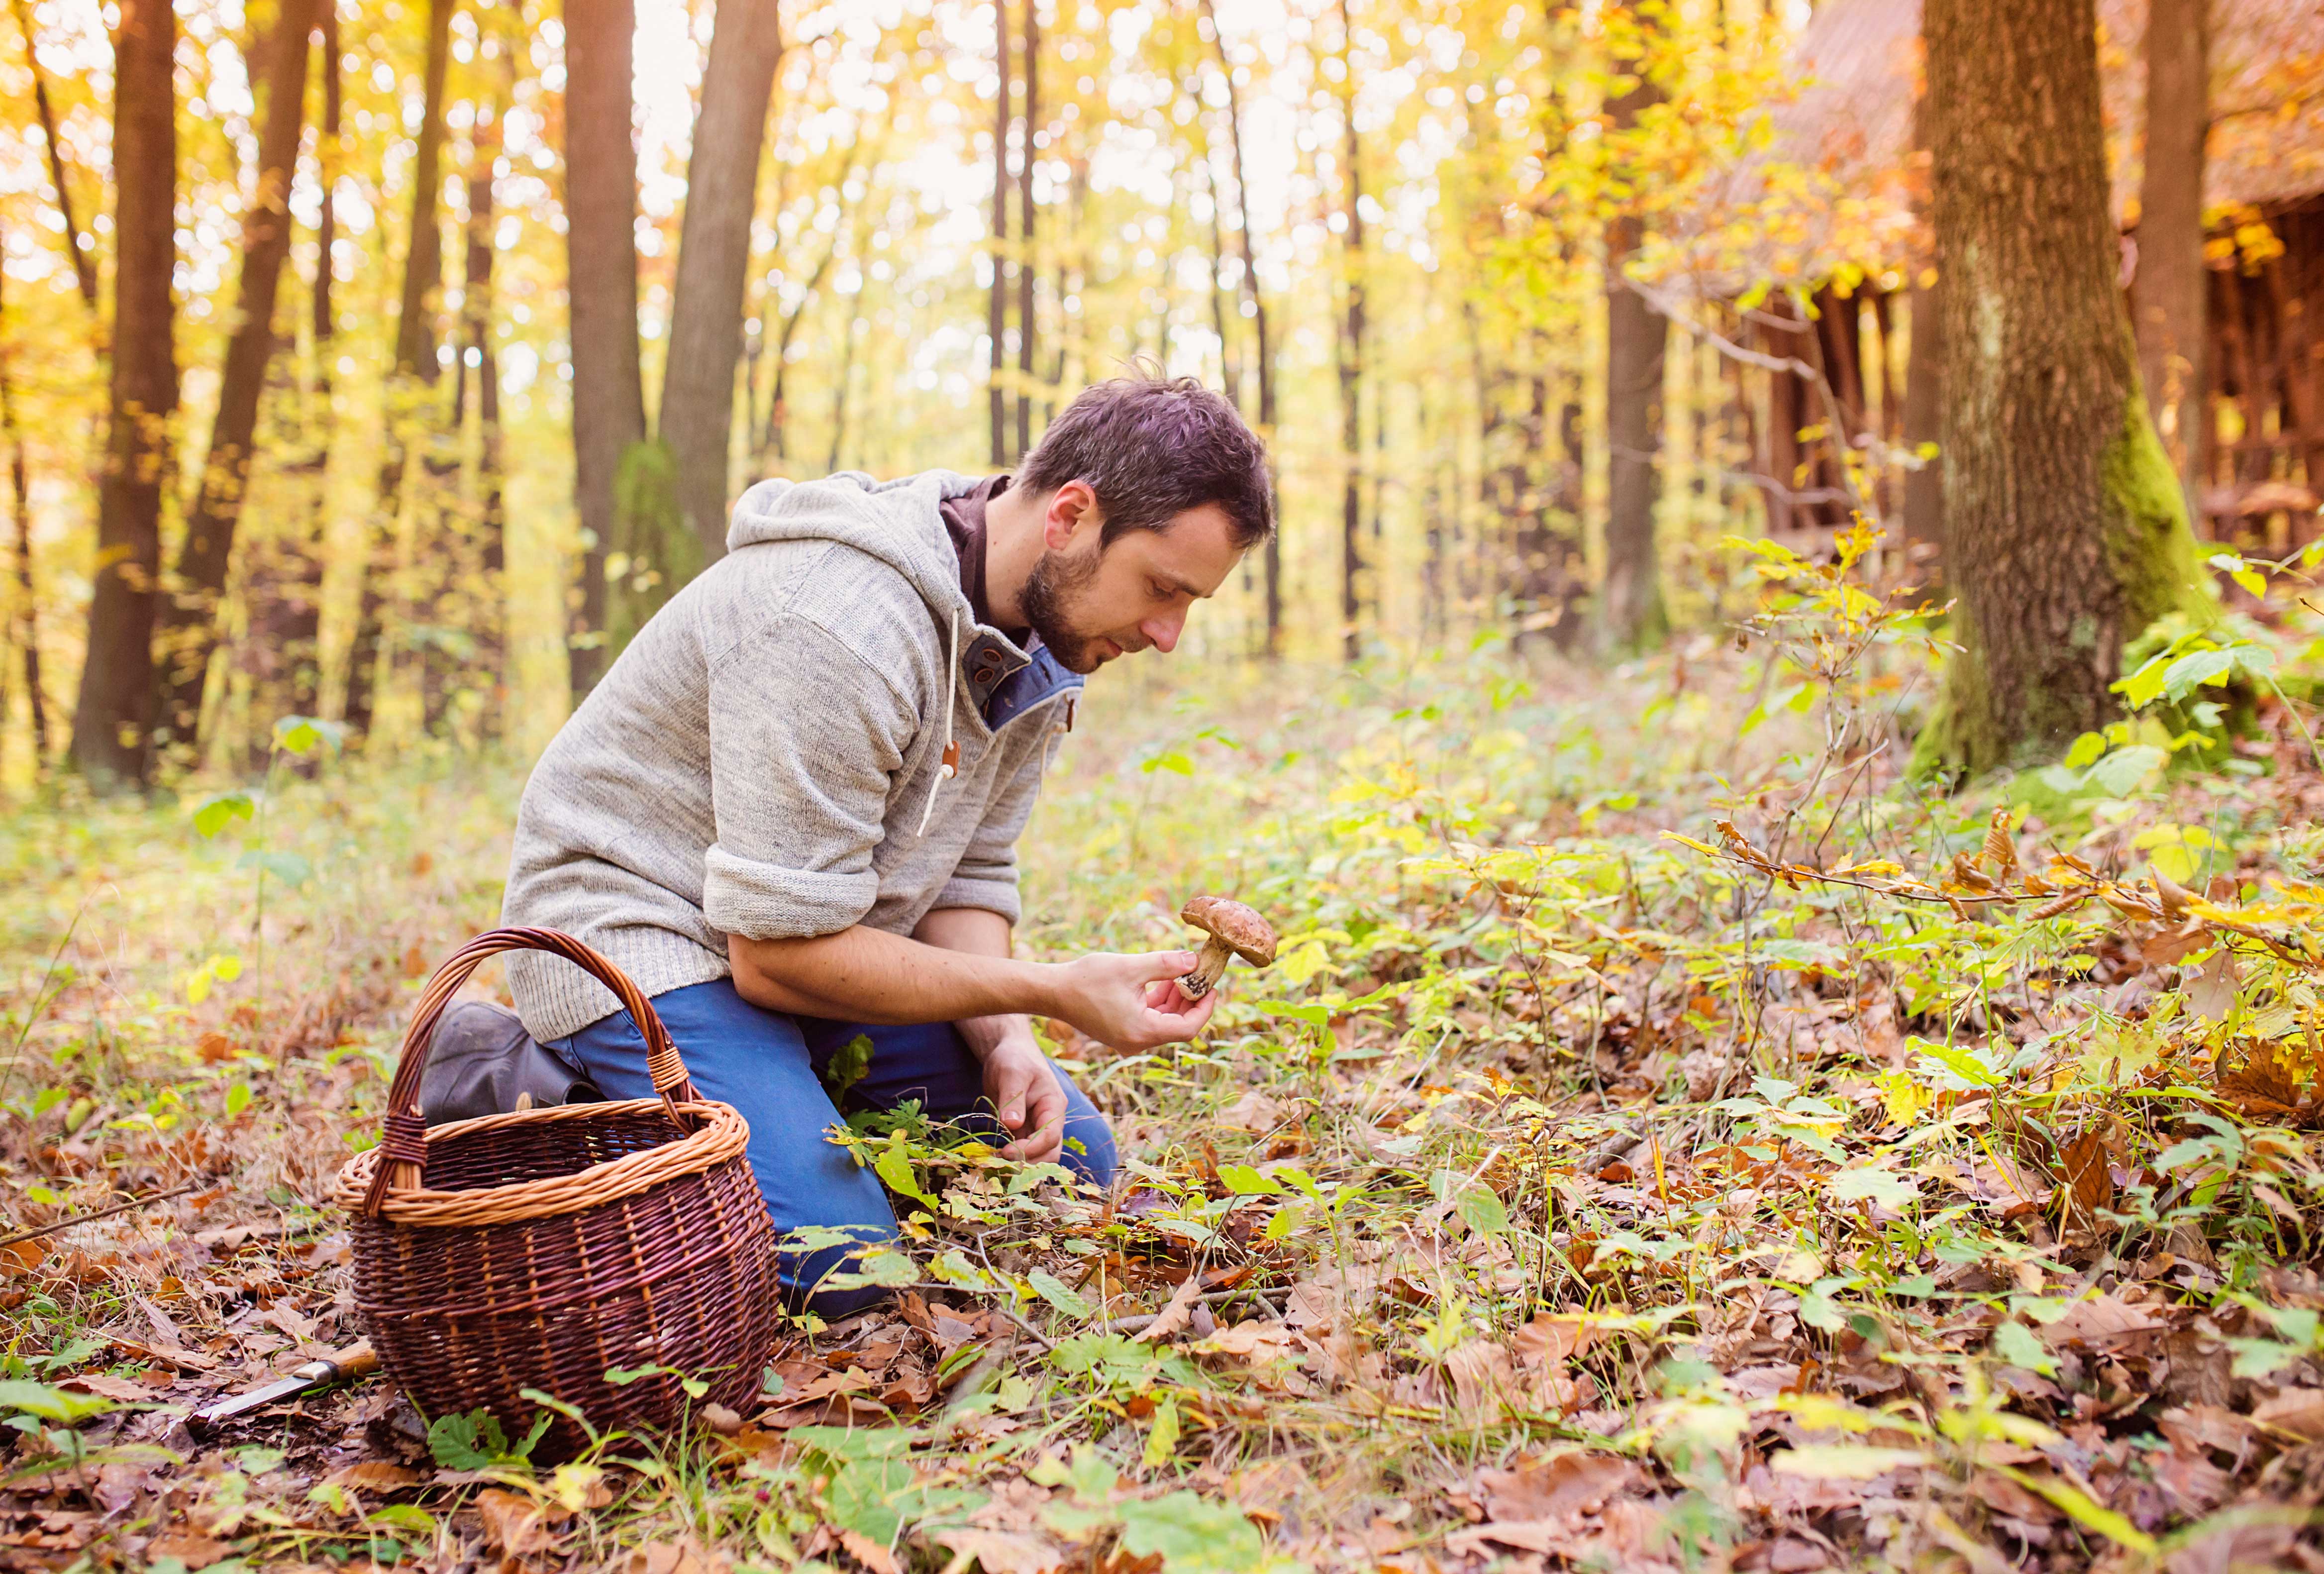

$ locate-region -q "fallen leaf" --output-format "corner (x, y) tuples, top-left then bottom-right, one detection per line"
(1137, 1275), (1205, 1344)
(838, 1528), (900, 1574)
(1220, 1090), (1289, 1132)
(2251, 1388), (2324, 1441)
(1, 1238), (44, 1274)
(2058, 1130), (2114, 1227)
(329, 1460), (423, 1492)
(60, 1373), (149, 1401)
(476, 1486), (565, 1558)
(145, 1533), (230, 1567)
(1476, 1451), (1636, 1523)
(197, 1031), (236, 1063)
(1513, 1312), (1605, 1368)
(934, 1527), (1071, 1574)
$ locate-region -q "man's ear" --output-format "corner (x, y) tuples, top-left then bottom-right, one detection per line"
(1043, 480), (1100, 550)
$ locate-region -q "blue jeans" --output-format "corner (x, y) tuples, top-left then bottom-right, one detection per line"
(545, 978), (1116, 1316)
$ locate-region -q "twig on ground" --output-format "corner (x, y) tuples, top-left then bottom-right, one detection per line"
(0, 1181), (198, 1250)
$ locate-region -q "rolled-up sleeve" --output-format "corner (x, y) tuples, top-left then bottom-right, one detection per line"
(701, 617), (914, 939)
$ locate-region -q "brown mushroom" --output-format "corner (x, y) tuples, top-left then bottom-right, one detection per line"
(1177, 896), (1277, 1000)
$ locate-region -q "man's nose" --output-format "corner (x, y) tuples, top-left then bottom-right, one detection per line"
(1141, 610), (1185, 654)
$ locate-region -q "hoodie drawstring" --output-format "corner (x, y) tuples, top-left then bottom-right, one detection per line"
(917, 610), (962, 836)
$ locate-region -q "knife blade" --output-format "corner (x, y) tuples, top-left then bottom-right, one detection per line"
(187, 1341), (380, 1440)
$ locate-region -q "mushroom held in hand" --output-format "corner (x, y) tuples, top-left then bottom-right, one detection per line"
(1177, 896), (1278, 1000)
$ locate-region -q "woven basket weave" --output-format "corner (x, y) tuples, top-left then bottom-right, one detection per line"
(335, 928), (778, 1461)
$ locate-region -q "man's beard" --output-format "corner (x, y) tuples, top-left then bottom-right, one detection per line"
(1019, 545), (1110, 673)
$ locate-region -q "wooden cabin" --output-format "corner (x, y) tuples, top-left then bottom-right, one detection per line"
(1727, 0), (2324, 549)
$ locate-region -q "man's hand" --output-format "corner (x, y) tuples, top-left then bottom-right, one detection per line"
(1054, 950), (1219, 1051)
(979, 1027), (1068, 1161)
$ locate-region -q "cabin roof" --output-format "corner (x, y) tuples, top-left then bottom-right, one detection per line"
(1729, 0), (2324, 282)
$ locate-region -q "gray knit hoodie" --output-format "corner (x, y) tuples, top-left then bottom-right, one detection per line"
(501, 469), (1083, 1043)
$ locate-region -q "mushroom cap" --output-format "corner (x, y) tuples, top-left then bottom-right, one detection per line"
(1180, 896), (1278, 966)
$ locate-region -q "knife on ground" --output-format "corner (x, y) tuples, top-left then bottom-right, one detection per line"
(187, 1341), (380, 1440)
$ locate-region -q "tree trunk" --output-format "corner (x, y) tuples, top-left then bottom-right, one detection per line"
(345, 0), (452, 739)
(989, 0), (1011, 466)
(466, 151), (506, 727)
(2132, 0), (2208, 509)
(1332, 0), (1364, 663)
(1202, 0), (1279, 654)
(1918, 0), (2207, 776)
(11, 0), (96, 315)
(661, 0), (783, 566)
(153, 0), (321, 753)
(1, 248), (47, 770)
(1016, 0), (1037, 459)
(1600, 60), (1667, 654)
(1902, 277), (1947, 563)
(563, 0), (648, 697)
(70, 0), (176, 788)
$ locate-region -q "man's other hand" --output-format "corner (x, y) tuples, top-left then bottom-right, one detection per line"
(1056, 950), (1219, 1051)
(981, 1030), (1068, 1162)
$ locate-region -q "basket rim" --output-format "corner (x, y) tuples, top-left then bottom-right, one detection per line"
(334, 1097), (752, 1228)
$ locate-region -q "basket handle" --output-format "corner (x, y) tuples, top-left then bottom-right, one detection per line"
(361, 927), (697, 1216)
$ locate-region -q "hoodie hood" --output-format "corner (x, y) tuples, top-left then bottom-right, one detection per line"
(725, 468), (985, 634)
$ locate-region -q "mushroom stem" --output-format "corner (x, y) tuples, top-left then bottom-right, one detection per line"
(1179, 936), (1235, 999)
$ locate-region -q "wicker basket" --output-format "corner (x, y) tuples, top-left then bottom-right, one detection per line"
(335, 928), (778, 1462)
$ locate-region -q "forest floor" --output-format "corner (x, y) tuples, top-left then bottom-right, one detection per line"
(7, 547), (2324, 1574)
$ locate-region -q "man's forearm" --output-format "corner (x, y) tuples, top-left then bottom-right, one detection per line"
(728, 924), (1058, 1025)
(912, 907), (1032, 1060)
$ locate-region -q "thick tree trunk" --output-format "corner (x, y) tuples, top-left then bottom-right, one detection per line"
(153, 0), (321, 753)
(345, 0), (452, 738)
(564, 0), (648, 697)
(71, 0), (176, 788)
(1600, 62), (1667, 654)
(989, 0), (1010, 466)
(1203, 0), (1279, 654)
(11, 0), (96, 315)
(1333, 0), (1364, 663)
(1919, 0), (2207, 775)
(2132, 0), (2209, 508)
(661, 0), (782, 566)
(246, 6), (339, 732)
(1016, 1), (1037, 458)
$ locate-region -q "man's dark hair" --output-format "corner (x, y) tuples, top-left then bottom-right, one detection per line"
(1016, 376), (1275, 549)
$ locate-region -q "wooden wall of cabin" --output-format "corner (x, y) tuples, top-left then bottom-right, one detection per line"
(2203, 195), (2324, 551)
(1747, 283), (1904, 537)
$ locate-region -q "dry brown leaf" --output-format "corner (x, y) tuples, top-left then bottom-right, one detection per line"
(329, 1460), (423, 1492)
(610, 1540), (723, 1574)
(1, 1237), (44, 1274)
(146, 1533), (230, 1566)
(1444, 1340), (1516, 1415)
(59, 1372), (149, 1401)
(2251, 1388), (2324, 1442)
(196, 1031), (237, 1064)
(1447, 1521), (1566, 1557)
(475, 1487), (565, 1558)
(1137, 1275), (1205, 1344)
(1477, 1451), (1636, 1524)
(1192, 1322), (1301, 1361)
(2036, 1294), (2164, 1350)
(837, 1528), (901, 1574)
(1513, 1312), (1605, 1369)
(934, 1527), (1073, 1574)
(2058, 1130), (2114, 1227)
(1219, 1090), (1290, 1132)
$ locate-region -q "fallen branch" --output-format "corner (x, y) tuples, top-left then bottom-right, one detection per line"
(0, 1181), (198, 1250)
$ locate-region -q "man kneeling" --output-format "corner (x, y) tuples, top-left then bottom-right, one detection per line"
(498, 377), (1273, 1314)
